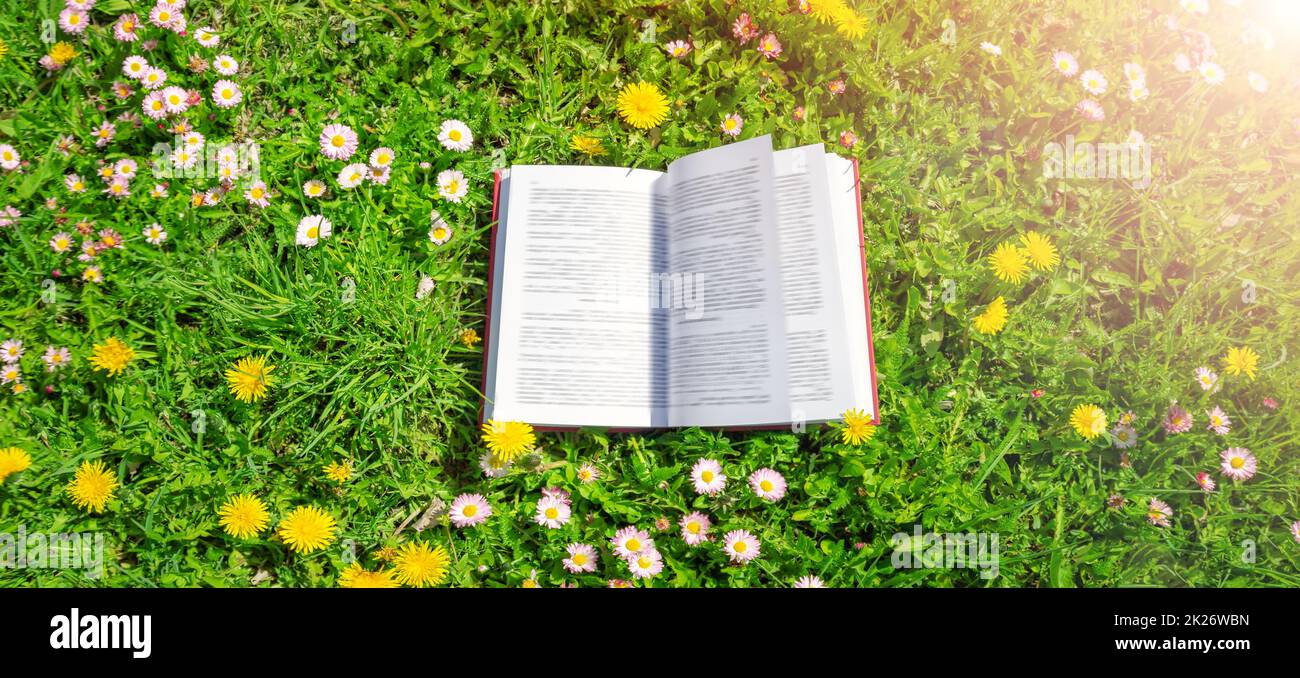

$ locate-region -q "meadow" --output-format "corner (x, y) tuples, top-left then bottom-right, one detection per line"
(0, 0), (1297, 587)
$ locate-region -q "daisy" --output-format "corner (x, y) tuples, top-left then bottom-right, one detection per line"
(616, 82), (670, 129)
(732, 12), (759, 44)
(277, 506), (337, 554)
(93, 121), (116, 148)
(478, 450), (513, 478)
(1052, 50), (1078, 77)
(1, 339), (22, 363)
(1163, 403), (1192, 434)
(1206, 407), (1232, 435)
(679, 511), (712, 546)
(112, 81), (134, 100)
(721, 113), (743, 137)
(723, 529), (761, 564)
(67, 460), (118, 513)
(749, 468), (787, 501)
(181, 132), (204, 151)
(123, 56), (150, 79)
(113, 13), (140, 42)
(218, 494), (270, 538)
(194, 26), (220, 47)
(0, 364), (19, 385)
(79, 240), (99, 262)
(142, 92), (168, 120)
(161, 86), (189, 114)
(213, 54), (238, 75)
(149, 4), (178, 29)
(534, 495), (571, 529)
(690, 458), (726, 495)
(794, 575), (825, 588)
(302, 179), (327, 199)
(49, 231), (74, 253)
(368, 166), (390, 185)
(1079, 69), (1108, 95)
(1247, 72), (1268, 94)
(437, 169), (468, 202)
(1291, 521), (1300, 545)
(988, 242), (1030, 284)
(244, 181), (270, 208)
(416, 275), (436, 300)
(576, 463), (599, 484)
(295, 214), (333, 247)
(542, 486), (571, 505)
(757, 32), (782, 59)
(216, 164), (240, 184)
(141, 67), (167, 90)
(664, 39), (692, 58)
(481, 419), (535, 466)
(610, 526), (653, 558)
(319, 123), (359, 161)
(1146, 499), (1173, 527)
(0, 205), (19, 227)
(104, 177), (131, 199)
(428, 210), (454, 242)
(337, 163), (367, 189)
(1070, 404), (1107, 440)
(369, 147), (396, 168)
(59, 8), (88, 35)
(626, 549), (664, 579)
(973, 296), (1009, 334)
(1076, 98), (1105, 122)
(212, 80), (242, 108)
(150, 184), (168, 199)
(98, 228), (124, 250)
(438, 120), (473, 151)
(171, 146), (199, 171)
(1196, 472), (1216, 493)
(1219, 447), (1257, 481)
(449, 493), (492, 528)
(1122, 62), (1146, 85)
(828, 79), (846, 95)
(563, 543), (598, 574)
(1222, 346), (1259, 380)
(138, 222), (166, 245)
(226, 356), (275, 402)
(1199, 62), (1226, 86)
(979, 41), (1001, 56)
(1111, 424), (1138, 449)
(839, 130), (858, 149)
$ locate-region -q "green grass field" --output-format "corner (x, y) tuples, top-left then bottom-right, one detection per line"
(1, 0), (1297, 587)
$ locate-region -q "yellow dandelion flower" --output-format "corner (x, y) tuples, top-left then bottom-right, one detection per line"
(0, 447), (33, 482)
(973, 296), (1009, 335)
(225, 355), (275, 403)
(840, 408), (876, 445)
(67, 460), (118, 513)
(338, 562), (400, 588)
(833, 8), (869, 40)
(392, 541), (451, 587)
(372, 546), (398, 562)
(481, 419), (536, 466)
(49, 41), (76, 66)
(988, 241), (1030, 284)
(570, 135), (607, 156)
(459, 328), (482, 348)
(616, 82), (670, 130)
(323, 460), (353, 484)
(809, 0), (848, 24)
(89, 337), (135, 377)
(218, 493), (270, 539)
(1018, 231), (1060, 271)
(1221, 346), (1259, 380)
(277, 506), (337, 554)
(1070, 404), (1107, 440)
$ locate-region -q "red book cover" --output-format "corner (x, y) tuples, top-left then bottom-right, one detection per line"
(480, 159), (880, 429)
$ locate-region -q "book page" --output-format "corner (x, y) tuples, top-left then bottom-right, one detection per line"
(664, 135), (791, 427)
(825, 153), (875, 419)
(773, 144), (856, 424)
(487, 165), (670, 427)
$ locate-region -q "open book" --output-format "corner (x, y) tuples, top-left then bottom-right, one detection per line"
(481, 135), (879, 429)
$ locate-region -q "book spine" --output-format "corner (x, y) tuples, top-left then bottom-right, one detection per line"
(852, 157), (882, 426)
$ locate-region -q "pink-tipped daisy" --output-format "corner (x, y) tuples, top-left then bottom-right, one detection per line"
(690, 458), (726, 495)
(576, 463), (599, 484)
(194, 26), (219, 47)
(141, 67), (167, 90)
(1196, 472), (1216, 493)
(212, 54), (239, 76)
(679, 511), (712, 546)
(319, 124), (358, 161)
(1219, 447), (1257, 481)
(664, 40), (692, 58)
(49, 232), (74, 253)
(212, 80), (242, 109)
(1, 339), (23, 363)
(449, 493), (492, 528)
(794, 575), (825, 588)
(369, 147), (395, 168)
(1147, 499), (1173, 527)
(610, 526), (653, 559)
(1163, 403), (1192, 434)
(42, 346), (72, 372)
(563, 543), (597, 574)
(1195, 366), (1219, 392)
(244, 181), (270, 208)
(438, 120), (473, 152)
(114, 14), (140, 42)
(337, 163), (368, 189)
(534, 495), (571, 529)
(437, 169), (468, 202)
(1206, 407), (1232, 436)
(161, 86), (189, 114)
(626, 548), (664, 579)
(1051, 50), (1078, 77)
(749, 468), (787, 502)
(123, 56), (150, 80)
(1291, 521), (1300, 545)
(59, 8), (89, 34)
(721, 113), (743, 137)
(723, 529), (761, 564)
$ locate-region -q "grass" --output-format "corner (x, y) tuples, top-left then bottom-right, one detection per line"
(0, 0), (1298, 587)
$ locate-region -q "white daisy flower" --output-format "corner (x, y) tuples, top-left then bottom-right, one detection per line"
(337, 163), (368, 189)
(429, 211), (453, 245)
(1199, 62), (1226, 86)
(213, 54), (239, 76)
(194, 26), (220, 47)
(437, 169), (468, 202)
(143, 223), (167, 245)
(303, 179), (327, 199)
(438, 119), (474, 151)
(1080, 69), (1108, 95)
(123, 56), (150, 80)
(368, 147), (395, 168)
(212, 80), (242, 109)
(296, 214), (333, 247)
